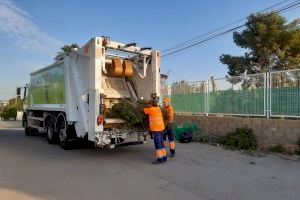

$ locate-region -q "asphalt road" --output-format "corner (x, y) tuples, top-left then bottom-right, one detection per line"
(0, 121), (300, 200)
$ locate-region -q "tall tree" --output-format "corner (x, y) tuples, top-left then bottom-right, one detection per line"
(220, 12), (300, 76)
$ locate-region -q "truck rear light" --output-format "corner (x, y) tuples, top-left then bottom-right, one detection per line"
(97, 115), (103, 126)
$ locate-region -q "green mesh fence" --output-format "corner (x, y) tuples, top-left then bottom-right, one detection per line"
(271, 87), (300, 116)
(171, 70), (300, 118)
(172, 93), (206, 113)
(171, 89), (264, 115)
(171, 81), (206, 113)
(208, 89), (265, 115)
(270, 70), (300, 117)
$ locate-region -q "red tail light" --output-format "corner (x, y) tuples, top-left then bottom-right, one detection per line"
(97, 115), (103, 126)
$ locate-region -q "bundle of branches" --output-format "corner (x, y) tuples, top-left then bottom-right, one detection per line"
(107, 99), (149, 130)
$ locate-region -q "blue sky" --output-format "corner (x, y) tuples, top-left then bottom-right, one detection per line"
(0, 0), (299, 100)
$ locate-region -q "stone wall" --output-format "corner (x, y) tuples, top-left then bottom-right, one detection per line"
(175, 114), (300, 151)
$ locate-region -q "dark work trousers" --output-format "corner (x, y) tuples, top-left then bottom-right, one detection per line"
(164, 126), (176, 155)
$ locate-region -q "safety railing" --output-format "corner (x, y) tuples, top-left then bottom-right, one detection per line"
(170, 68), (300, 118)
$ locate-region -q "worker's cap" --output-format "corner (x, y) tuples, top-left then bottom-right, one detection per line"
(163, 98), (171, 103)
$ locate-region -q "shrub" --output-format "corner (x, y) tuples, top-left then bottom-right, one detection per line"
(297, 138), (300, 146)
(295, 138), (300, 155)
(269, 144), (284, 153)
(282, 145), (297, 155)
(295, 149), (300, 156)
(0, 107), (17, 120)
(219, 128), (257, 150)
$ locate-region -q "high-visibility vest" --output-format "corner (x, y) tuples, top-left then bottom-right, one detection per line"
(144, 107), (165, 132)
(165, 105), (174, 123)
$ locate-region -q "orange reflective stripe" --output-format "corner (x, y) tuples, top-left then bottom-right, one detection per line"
(169, 141), (175, 150)
(162, 148), (167, 157)
(156, 149), (163, 158)
(155, 150), (160, 158)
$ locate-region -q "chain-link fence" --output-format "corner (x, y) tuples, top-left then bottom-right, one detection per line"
(171, 69), (300, 118)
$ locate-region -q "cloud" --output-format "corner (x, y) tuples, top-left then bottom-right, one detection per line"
(0, 0), (62, 55)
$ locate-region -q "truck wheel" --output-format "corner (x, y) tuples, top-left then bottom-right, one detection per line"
(58, 120), (72, 150)
(24, 121), (34, 136)
(47, 124), (58, 144)
(25, 127), (31, 136)
(24, 121), (30, 135)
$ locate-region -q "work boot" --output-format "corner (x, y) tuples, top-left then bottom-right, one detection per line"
(152, 158), (163, 164)
(163, 156), (167, 162)
(170, 149), (175, 158)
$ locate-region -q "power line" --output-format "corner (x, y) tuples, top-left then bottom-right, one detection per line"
(162, 25), (245, 57)
(162, 0), (298, 55)
(162, 1), (300, 57)
(162, 0), (294, 54)
(280, 1), (300, 12)
(162, 1), (300, 58)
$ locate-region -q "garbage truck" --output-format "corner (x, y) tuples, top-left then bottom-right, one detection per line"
(22, 36), (161, 149)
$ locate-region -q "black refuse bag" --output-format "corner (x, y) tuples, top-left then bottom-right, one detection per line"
(179, 131), (193, 143)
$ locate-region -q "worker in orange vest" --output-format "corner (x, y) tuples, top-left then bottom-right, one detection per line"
(163, 98), (175, 157)
(144, 99), (167, 164)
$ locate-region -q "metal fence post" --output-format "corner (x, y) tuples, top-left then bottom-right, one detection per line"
(204, 80), (206, 115)
(264, 73), (267, 117)
(205, 80), (209, 116)
(265, 73), (268, 118)
(268, 71), (271, 119)
(266, 72), (270, 119)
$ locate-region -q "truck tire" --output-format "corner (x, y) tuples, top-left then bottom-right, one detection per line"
(59, 127), (72, 150)
(57, 116), (72, 150)
(47, 124), (58, 144)
(25, 127), (31, 136)
(24, 120), (30, 136)
(24, 121), (35, 136)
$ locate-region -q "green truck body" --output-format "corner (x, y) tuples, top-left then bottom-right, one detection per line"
(29, 63), (66, 106)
